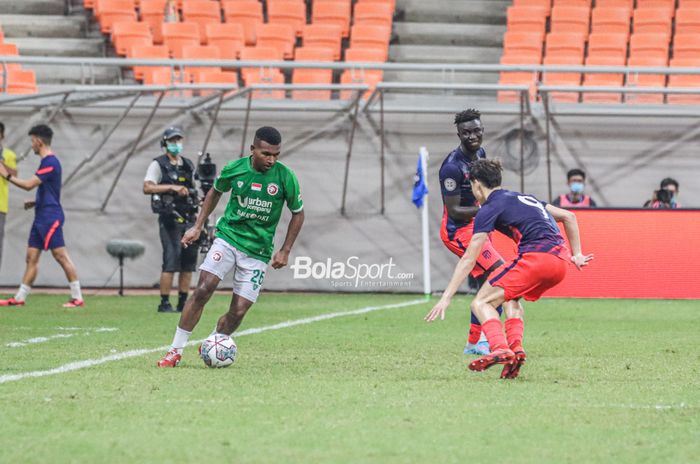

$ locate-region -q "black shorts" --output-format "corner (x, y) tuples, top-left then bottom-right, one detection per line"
(159, 216), (198, 273)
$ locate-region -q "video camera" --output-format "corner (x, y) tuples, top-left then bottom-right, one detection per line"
(655, 189), (674, 207)
(195, 152), (217, 253)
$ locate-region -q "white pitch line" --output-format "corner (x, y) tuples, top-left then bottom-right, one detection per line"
(5, 327), (119, 348)
(0, 298), (427, 385)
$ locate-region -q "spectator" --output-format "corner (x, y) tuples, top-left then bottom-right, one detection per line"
(644, 177), (681, 209)
(552, 168), (597, 208)
(0, 122), (18, 270)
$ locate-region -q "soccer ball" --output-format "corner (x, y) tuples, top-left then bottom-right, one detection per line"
(199, 334), (237, 368)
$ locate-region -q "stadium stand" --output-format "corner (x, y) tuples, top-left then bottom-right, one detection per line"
(204, 22), (245, 59)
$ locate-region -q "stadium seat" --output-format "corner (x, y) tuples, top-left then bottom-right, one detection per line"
(353, 3), (393, 29)
(550, 6), (591, 35)
(542, 54), (582, 103)
(111, 21), (153, 56)
(192, 69), (238, 95)
(587, 33), (628, 61)
(512, 0), (551, 16)
(629, 33), (670, 61)
(312, 2), (352, 38)
(255, 23), (296, 59)
(292, 47), (334, 100)
(625, 54), (667, 104)
(632, 8), (673, 35)
(98, 0), (138, 34)
(142, 67), (184, 85)
(93, 0), (137, 19)
(506, 7), (548, 35)
(676, 8), (700, 34)
(552, 0), (591, 6)
(679, 0), (700, 7)
(268, 1), (307, 37)
(595, 0), (633, 9)
(673, 34), (700, 59)
(303, 24), (343, 60)
(636, 0), (676, 15)
(591, 7), (631, 35)
(182, 1), (223, 43)
(205, 22), (244, 59)
(667, 58), (700, 104)
(222, 0), (264, 45)
(182, 45), (222, 82)
(497, 52), (540, 102)
(356, 0), (396, 13)
(240, 46), (285, 98)
(503, 31), (545, 57)
(162, 22), (201, 58)
(0, 43), (19, 55)
(544, 32), (586, 60)
(0, 69), (37, 94)
(128, 44), (169, 80)
(350, 24), (391, 60)
(582, 54), (625, 103)
(139, 0), (167, 44)
(340, 48), (385, 99)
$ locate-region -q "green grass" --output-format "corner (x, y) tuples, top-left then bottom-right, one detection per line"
(1, 293), (698, 463)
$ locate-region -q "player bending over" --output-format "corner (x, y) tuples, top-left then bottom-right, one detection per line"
(157, 126), (304, 367)
(425, 159), (593, 379)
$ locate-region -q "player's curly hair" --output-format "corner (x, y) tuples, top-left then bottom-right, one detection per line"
(470, 159), (502, 189)
(254, 126), (282, 146)
(454, 109), (481, 125)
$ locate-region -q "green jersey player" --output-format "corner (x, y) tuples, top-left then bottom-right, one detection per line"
(158, 126), (305, 367)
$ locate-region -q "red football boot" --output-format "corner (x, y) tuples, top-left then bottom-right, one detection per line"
(157, 349), (182, 368)
(468, 348), (515, 372)
(63, 299), (85, 308)
(500, 350), (527, 380)
(0, 298), (25, 306)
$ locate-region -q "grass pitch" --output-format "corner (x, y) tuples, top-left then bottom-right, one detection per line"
(0, 293), (698, 463)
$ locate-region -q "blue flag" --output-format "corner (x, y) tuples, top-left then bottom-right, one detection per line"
(412, 154), (428, 208)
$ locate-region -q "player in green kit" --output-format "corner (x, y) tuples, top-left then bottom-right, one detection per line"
(157, 127), (304, 367)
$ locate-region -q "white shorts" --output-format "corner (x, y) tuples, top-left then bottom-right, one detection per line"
(199, 238), (268, 303)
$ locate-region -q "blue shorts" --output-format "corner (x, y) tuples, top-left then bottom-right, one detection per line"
(28, 218), (65, 250)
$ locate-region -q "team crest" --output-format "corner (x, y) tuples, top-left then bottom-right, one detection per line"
(237, 181), (244, 188)
(444, 178), (457, 192)
(267, 183), (279, 196)
(212, 251), (223, 262)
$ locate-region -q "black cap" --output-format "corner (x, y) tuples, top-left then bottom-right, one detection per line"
(161, 127), (184, 146)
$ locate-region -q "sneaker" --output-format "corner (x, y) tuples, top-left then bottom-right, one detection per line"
(0, 297), (25, 306)
(157, 349), (181, 368)
(500, 350), (527, 380)
(468, 348), (515, 372)
(62, 299), (84, 308)
(157, 302), (176, 313)
(464, 340), (491, 356)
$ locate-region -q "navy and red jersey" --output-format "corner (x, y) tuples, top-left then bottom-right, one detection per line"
(34, 154), (63, 219)
(438, 146), (486, 239)
(473, 189), (568, 256)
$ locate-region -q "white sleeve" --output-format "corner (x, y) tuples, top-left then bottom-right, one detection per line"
(144, 160), (162, 184)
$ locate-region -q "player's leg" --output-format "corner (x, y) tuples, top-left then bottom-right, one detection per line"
(468, 282), (514, 372)
(1, 247), (41, 306)
(176, 233), (198, 312)
(50, 245), (84, 307)
(157, 218), (178, 312)
(216, 293), (254, 335)
(500, 300), (527, 380)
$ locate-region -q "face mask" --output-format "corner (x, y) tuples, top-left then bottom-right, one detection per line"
(570, 182), (584, 194)
(166, 142), (183, 155)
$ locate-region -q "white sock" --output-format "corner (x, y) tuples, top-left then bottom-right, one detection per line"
(478, 332), (488, 343)
(171, 326), (192, 354)
(15, 284), (31, 302)
(69, 281), (82, 300)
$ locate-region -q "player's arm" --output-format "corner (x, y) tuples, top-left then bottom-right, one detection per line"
(271, 210), (304, 269)
(0, 161), (17, 177)
(545, 204), (594, 270)
(181, 187), (222, 247)
(425, 232), (488, 322)
(439, 164), (479, 222)
(444, 195), (480, 223)
(0, 164), (41, 191)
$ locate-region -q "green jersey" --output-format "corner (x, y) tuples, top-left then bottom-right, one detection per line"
(213, 156), (303, 263)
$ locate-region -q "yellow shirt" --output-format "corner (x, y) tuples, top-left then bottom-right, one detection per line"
(0, 147), (17, 214)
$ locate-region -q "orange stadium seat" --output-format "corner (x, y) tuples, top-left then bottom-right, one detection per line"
(192, 69), (238, 95)
(625, 54), (667, 104)
(112, 21), (153, 56)
(268, 1), (307, 37)
(142, 67), (184, 85)
(162, 22), (201, 58)
(503, 31), (545, 57)
(582, 54), (625, 103)
(292, 47), (334, 100)
(204, 22), (244, 59)
(312, 2), (352, 38)
(673, 34), (700, 59)
(497, 52), (540, 102)
(139, 0), (167, 44)
(98, 0), (138, 34)
(552, 0), (591, 6)
(256, 23), (296, 59)
(632, 8), (673, 35)
(182, 1), (222, 43)
(667, 58), (700, 104)
(679, 0), (700, 7)
(303, 24), (343, 60)
(676, 8), (700, 34)
(340, 47), (385, 99)
(93, 0), (137, 19)
(512, 0), (551, 16)
(182, 45), (222, 82)
(506, 7), (547, 35)
(544, 32), (586, 60)
(587, 33), (628, 61)
(0, 69), (37, 94)
(550, 6), (591, 35)
(222, 0), (263, 45)
(0, 43), (19, 55)
(542, 54), (582, 103)
(353, 3), (393, 29)
(591, 7), (631, 35)
(350, 24), (391, 60)
(240, 46), (285, 99)
(128, 44), (169, 80)
(595, 0), (633, 8)
(356, 0), (396, 13)
(636, 0), (676, 14)
(629, 33), (670, 61)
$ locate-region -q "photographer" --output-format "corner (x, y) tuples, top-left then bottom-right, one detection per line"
(644, 177), (681, 209)
(143, 127), (199, 313)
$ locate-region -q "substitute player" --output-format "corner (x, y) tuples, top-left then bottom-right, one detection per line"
(426, 159), (593, 379)
(439, 109), (519, 355)
(0, 125), (84, 307)
(157, 126), (304, 367)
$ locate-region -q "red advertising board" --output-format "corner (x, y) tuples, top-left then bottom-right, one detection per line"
(489, 209), (700, 299)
